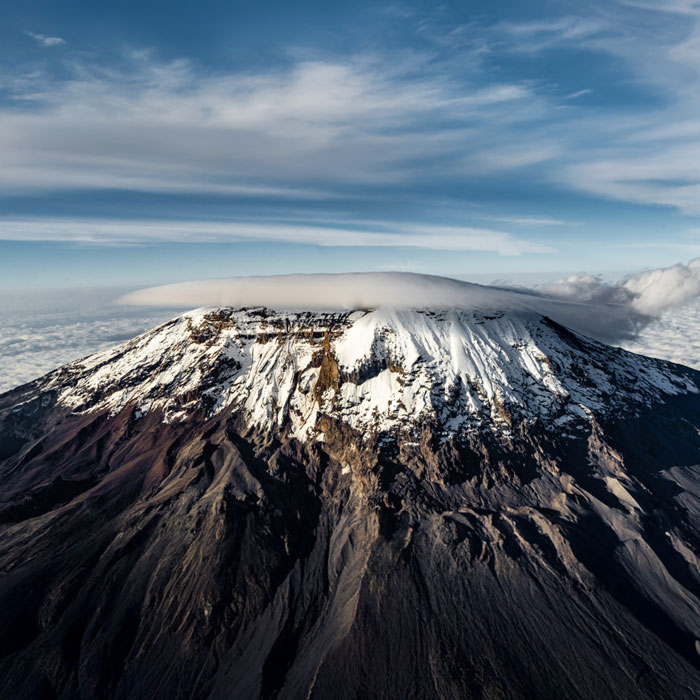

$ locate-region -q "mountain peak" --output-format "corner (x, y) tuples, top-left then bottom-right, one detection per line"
(41, 306), (696, 442)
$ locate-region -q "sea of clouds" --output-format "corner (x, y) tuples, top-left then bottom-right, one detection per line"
(0, 288), (183, 394)
(2, 260), (700, 394)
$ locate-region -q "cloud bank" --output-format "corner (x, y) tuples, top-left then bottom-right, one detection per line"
(542, 258), (700, 315)
(0, 289), (179, 394)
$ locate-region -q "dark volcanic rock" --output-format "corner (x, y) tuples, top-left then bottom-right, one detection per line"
(1, 308), (700, 699)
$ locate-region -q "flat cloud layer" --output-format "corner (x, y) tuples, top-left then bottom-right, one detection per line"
(624, 298), (700, 369)
(0, 218), (551, 255)
(118, 272), (533, 310)
(118, 261), (700, 347)
(116, 271), (648, 345)
(0, 290), (181, 394)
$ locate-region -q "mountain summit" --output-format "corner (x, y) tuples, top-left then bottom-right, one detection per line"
(36, 306), (694, 435)
(1, 306), (700, 699)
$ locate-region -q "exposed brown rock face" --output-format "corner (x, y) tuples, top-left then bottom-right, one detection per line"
(1, 308), (700, 699)
(312, 331), (341, 403)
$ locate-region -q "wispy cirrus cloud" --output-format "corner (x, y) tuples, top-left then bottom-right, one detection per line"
(0, 52), (536, 200)
(0, 217), (553, 255)
(566, 89), (593, 100)
(477, 215), (571, 227)
(616, 0), (700, 15)
(25, 30), (66, 47)
(486, 2), (700, 218)
(496, 16), (606, 48)
(3, 0), (700, 252)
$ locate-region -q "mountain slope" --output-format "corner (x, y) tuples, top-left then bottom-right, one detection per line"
(1, 307), (700, 700)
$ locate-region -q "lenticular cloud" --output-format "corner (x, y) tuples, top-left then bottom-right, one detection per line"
(117, 260), (700, 348)
(118, 272), (521, 311)
(116, 271), (648, 345)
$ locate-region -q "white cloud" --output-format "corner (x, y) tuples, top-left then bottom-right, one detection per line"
(541, 273), (636, 305)
(25, 30), (66, 47)
(495, 16), (607, 54)
(478, 215), (570, 227)
(542, 258), (700, 315)
(0, 53), (536, 200)
(115, 270), (647, 343)
(0, 217), (553, 254)
(616, 0), (700, 16)
(624, 258), (700, 313)
(564, 147), (700, 216)
(117, 260), (700, 352)
(0, 291), (177, 394)
(467, 144), (562, 173)
(669, 26), (700, 71)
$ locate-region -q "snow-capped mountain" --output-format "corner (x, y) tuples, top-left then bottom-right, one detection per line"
(1, 305), (700, 700)
(43, 306), (695, 437)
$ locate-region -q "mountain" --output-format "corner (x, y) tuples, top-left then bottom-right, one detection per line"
(1, 306), (700, 700)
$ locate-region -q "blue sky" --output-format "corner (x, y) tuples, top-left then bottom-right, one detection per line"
(2, 0), (700, 288)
